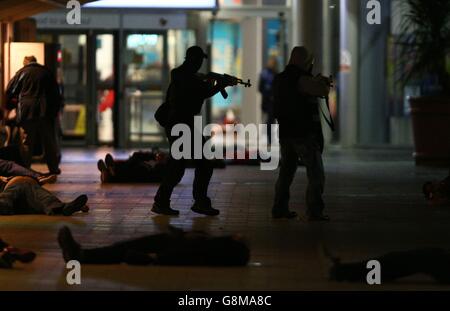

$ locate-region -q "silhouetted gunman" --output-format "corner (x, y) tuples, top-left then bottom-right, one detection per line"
(272, 46), (332, 221)
(153, 46), (235, 216)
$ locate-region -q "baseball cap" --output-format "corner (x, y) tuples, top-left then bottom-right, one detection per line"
(186, 46), (208, 60)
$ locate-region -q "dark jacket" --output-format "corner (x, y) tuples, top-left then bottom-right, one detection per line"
(274, 64), (322, 140)
(166, 64), (213, 128)
(6, 63), (62, 124)
(258, 67), (276, 114)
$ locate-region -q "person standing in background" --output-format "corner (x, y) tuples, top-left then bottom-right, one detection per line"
(258, 56), (279, 145)
(5, 56), (62, 175)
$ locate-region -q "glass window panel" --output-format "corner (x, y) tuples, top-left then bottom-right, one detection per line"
(96, 34), (115, 144)
(58, 34), (87, 138)
(125, 34), (163, 85)
(168, 29), (196, 71)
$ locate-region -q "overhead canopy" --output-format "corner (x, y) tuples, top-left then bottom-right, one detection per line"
(83, 0), (217, 9)
(0, 0), (94, 22)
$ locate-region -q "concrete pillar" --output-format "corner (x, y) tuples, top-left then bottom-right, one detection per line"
(291, 0), (324, 72)
(292, 0), (339, 144)
(339, 0), (359, 147)
(358, 0), (390, 144)
(322, 0), (333, 76)
(241, 16), (263, 126)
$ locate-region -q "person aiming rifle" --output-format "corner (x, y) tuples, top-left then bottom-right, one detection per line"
(272, 46), (333, 221)
(153, 46), (238, 216)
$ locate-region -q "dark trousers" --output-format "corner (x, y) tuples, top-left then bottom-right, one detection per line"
(110, 158), (164, 183)
(264, 111), (276, 145)
(80, 234), (242, 266)
(22, 117), (60, 173)
(0, 183), (64, 215)
(81, 234), (177, 264)
(274, 135), (325, 216)
(335, 248), (450, 284)
(0, 159), (39, 179)
(155, 127), (213, 204)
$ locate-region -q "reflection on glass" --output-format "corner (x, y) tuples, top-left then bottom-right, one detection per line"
(125, 33), (165, 143)
(58, 34), (87, 137)
(96, 34), (114, 144)
(168, 30), (196, 70)
(125, 34), (163, 85)
(128, 90), (162, 142)
(98, 89), (114, 143)
(210, 21), (243, 123)
(96, 34), (114, 83)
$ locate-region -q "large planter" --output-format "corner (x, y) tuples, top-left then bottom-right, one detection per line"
(410, 96), (450, 165)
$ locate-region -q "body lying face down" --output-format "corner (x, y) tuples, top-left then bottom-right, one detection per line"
(58, 226), (250, 267)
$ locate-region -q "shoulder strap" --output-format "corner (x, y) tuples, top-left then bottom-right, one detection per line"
(319, 96), (335, 132)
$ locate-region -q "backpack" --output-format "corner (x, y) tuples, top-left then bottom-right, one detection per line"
(154, 84), (172, 127)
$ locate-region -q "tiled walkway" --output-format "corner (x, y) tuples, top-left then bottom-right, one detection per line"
(0, 147), (449, 290)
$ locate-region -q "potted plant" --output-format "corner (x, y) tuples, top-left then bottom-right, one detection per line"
(396, 0), (450, 165)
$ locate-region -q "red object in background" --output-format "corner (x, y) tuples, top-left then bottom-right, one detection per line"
(223, 116), (235, 125)
(99, 90), (115, 112)
(57, 50), (62, 63)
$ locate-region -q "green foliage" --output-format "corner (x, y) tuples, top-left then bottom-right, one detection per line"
(396, 0), (450, 94)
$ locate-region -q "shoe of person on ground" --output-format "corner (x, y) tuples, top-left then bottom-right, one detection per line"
(97, 159), (111, 183)
(3, 247), (36, 263)
(0, 238), (36, 269)
(104, 153), (116, 176)
(37, 174), (57, 185)
(63, 195), (89, 216)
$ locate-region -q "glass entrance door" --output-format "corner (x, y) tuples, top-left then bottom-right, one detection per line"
(95, 34), (115, 144)
(57, 34), (88, 141)
(123, 33), (167, 145)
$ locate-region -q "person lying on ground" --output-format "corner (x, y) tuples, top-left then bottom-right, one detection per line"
(97, 151), (168, 183)
(0, 237), (36, 269)
(58, 225), (250, 266)
(0, 177), (89, 216)
(97, 151), (225, 183)
(0, 158), (57, 185)
(325, 247), (450, 284)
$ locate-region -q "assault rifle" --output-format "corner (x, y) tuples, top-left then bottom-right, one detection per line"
(199, 72), (252, 99)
